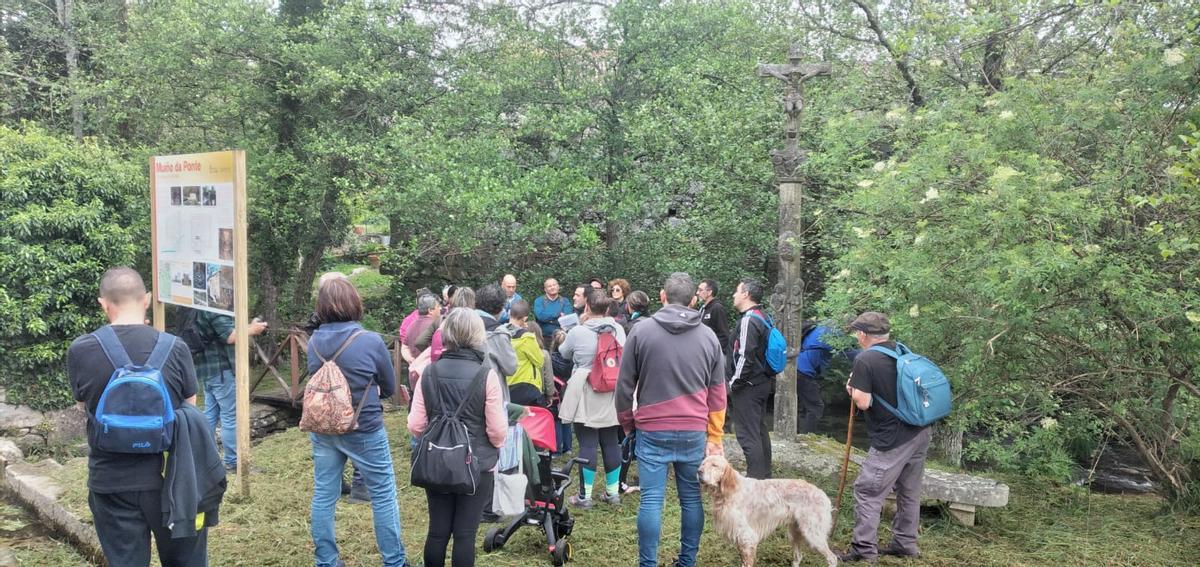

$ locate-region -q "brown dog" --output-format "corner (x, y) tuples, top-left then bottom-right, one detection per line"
(699, 455), (838, 567)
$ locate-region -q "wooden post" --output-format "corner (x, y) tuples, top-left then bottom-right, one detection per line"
(290, 332), (301, 404)
(232, 150), (251, 497)
(149, 156), (165, 331)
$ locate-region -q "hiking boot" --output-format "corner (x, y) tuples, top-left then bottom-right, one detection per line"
(880, 542), (919, 558)
(836, 548), (878, 564)
(567, 494), (593, 509)
(598, 492), (620, 506)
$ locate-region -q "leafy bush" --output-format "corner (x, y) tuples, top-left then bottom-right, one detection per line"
(0, 125), (146, 409)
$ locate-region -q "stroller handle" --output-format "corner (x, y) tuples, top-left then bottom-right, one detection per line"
(553, 457), (589, 479)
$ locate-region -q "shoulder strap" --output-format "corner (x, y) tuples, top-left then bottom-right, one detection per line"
(747, 311), (773, 329)
(92, 326), (132, 369)
(451, 367), (489, 420)
(145, 333), (176, 370)
(314, 330), (366, 364)
(868, 344), (901, 359)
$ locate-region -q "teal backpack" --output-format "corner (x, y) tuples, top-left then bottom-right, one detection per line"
(868, 342), (952, 427)
(747, 311), (788, 376)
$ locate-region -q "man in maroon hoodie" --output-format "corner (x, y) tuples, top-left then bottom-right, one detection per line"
(616, 272), (727, 567)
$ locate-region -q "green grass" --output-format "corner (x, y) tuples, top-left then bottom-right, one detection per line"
(52, 412), (1200, 566)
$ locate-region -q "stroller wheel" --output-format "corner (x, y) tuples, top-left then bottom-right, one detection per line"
(483, 527), (505, 552)
(551, 537), (572, 565)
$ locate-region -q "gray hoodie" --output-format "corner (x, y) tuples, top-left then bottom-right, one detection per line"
(615, 304), (727, 442)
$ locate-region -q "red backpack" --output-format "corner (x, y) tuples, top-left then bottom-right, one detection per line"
(588, 328), (622, 393)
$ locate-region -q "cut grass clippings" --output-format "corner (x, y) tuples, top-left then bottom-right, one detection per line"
(52, 411), (1200, 566)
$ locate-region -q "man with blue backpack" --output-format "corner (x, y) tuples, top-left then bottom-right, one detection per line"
(67, 267), (207, 566)
(839, 311), (951, 563)
(729, 278), (783, 479)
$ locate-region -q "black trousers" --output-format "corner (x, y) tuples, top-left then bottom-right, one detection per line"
(423, 471), (494, 567)
(797, 372), (825, 434)
(88, 489), (207, 567)
(730, 378), (774, 479)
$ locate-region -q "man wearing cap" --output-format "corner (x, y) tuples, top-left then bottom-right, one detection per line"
(839, 312), (931, 563)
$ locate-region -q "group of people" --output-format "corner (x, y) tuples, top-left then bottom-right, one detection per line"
(67, 266), (931, 567)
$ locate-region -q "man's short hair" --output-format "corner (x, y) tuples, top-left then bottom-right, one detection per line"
(476, 284), (506, 316)
(700, 278), (719, 296)
(416, 293), (439, 315)
(586, 288), (613, 315)
(509, 299), (530, 321)
(99, 267), (146, 305)
(588, 277), (604, 288)
(415, 287), (432, 298)
(663, 272), (695, 306)
(738, 278), (764, 303)
(316, 278), (364, 323)
(628, 290), (651, 313)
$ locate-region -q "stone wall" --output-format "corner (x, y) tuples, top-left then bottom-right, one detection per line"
(0, 389), (87, 454)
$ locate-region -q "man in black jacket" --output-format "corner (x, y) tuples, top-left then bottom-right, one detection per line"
(695, 279), (731, 366)
(729, 278), (774, 479)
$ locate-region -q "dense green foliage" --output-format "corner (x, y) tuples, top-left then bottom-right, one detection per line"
(2, 0), (1198, 506)
(0, 124), (144, 409)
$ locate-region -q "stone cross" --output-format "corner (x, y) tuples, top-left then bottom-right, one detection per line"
(756, 43), (831, 180)
(758, 44), (830, 437)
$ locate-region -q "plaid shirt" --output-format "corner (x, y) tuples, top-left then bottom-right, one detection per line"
(194, 311), (235, 379)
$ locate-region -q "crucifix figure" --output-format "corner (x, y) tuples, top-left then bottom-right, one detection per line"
(757, 43), (831, 180)
(757, 43), (831, 437)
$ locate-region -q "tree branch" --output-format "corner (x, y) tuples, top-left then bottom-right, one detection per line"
(849, 0), (924, 107)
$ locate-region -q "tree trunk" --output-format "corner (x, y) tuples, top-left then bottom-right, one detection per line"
(930, 423), (963, 467)
(55, 0), (83, 140)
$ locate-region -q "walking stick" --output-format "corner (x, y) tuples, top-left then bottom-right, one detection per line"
(834, 403), (856, 528)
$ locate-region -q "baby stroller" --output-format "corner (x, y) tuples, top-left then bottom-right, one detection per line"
(482, 406), (587, 566)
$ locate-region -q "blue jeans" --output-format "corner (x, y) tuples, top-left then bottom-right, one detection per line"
(311, 427), (407, 567)
(635, 430), (706, 567)
(203, 369), (237, 468)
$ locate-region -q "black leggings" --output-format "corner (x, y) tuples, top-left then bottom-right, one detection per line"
(573, 423), (621, 474)
(423, 471), (493, 567)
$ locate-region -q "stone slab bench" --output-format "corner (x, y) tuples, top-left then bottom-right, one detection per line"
(723, 433), (1009, 526)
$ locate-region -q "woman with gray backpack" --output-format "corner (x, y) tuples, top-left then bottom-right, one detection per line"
(302, 277), (414, 567)
(408, 308), (508, 567)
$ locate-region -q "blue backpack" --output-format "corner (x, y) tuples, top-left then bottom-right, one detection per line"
(868, 342), (952, 427)
(90, 326), (177, 454)
(748, 311), (788, 376)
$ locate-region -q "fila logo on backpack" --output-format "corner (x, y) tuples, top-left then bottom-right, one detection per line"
(90, 326), (177, 454)
(748, 311), (788, 376)
(868, 342), (952, 427)
(587, 327), (622, 393)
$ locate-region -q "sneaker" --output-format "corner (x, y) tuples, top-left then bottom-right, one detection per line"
(346, 483), (370, 504)
(620, 483), (640, 495)
(836, 549), (878, 564)
(880, 543), (919, 558)
(598, 492), (620, 506)
(567, 494), (593, 509)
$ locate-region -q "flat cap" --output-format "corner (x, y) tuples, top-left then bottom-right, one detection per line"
(849, 311), (891, 334)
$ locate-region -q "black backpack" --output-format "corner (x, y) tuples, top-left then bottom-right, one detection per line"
(175, 308), (211, 356)
(410, 364), (487, 495)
